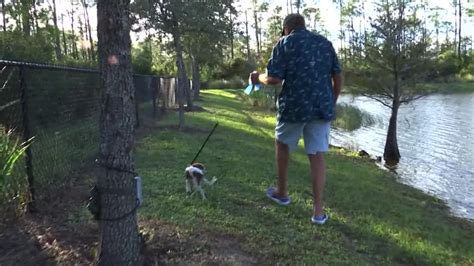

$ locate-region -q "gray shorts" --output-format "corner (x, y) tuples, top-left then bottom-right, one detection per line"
(275, 120), (330, 154)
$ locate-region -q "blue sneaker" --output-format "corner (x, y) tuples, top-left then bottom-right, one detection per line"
(266, 187), (291, 206)
(311, 214), (329, 225)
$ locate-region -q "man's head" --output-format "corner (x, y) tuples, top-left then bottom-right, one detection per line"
(281, 13), (305, 36)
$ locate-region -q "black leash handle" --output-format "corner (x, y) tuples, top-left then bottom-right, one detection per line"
(190, 123), (219, 164)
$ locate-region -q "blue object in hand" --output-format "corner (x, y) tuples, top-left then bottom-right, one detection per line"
(244, 83), (262, 95)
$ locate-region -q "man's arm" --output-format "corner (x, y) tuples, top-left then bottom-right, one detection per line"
(332, 72), (343, 103)
(258, 72), (283, 85)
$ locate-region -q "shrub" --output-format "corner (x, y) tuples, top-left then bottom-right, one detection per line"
(0, 127), (33, 219)
(206, 76), (246, 89)
(333, 103), (375, 131)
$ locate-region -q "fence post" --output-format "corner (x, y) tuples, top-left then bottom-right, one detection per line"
(19, 66), (36, 211)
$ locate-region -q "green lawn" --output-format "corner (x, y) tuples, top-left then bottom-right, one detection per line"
(421, 81), (474, 94)
(136, 89), (474, 265)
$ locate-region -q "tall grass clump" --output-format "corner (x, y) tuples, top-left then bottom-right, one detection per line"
(0, 127), (33, 219)
(333, 103), (375, 131)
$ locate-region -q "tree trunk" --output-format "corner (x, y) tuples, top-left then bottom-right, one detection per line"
(253, 7), (260, 56)
(50, 0), (62, 60)
(61, 14), (68, 56)
(83, 0), (95, 61)
(245, 10), (251, 62)
(96, 0), (142, 264)
(78, 17), (87, 59)
(191, 54), (201, 100)
(384, 101), (401, 165)
(32, 0), (39, 33)
(229, 11), (234, 59)
(454, 2), (457, 54)
(2, 0), (6, 32)
(21, 0), (31, 36)
(173, 28), (187, 129)
(458, 0), (462, 59)
(70, 9), (78, 59)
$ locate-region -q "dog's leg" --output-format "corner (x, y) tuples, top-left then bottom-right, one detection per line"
(190, 178), (200, 198)
(197, 186), (207, 200)
(186, 179), (192, 193)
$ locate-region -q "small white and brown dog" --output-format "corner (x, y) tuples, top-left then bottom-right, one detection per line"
(185, 163), (217, 200)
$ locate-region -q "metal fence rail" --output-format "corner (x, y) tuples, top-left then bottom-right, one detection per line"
(0, 60), (177, 207)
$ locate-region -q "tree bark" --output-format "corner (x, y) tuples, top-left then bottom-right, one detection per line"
(69, 8), (78, 59)
(83, 0), (95, 61)
(454, 2), (457, 54)
(191, 54), (201, 100)
(96, 0), (141, 264)
(61, 14), (68, 56)
(32, 0), (39, 33)
(458, 0), (462, 59)
(229, 11), (234, 59)
(2, 0), (6, 32)
(173, 28), (187, 129)
(384, 102), (401, 165)
(21, 0), (31, 36)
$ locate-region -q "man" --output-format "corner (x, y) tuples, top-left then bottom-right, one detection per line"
(250, 13), (343, 225)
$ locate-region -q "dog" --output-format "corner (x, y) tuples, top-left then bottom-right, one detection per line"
(185, 163), (217, 200)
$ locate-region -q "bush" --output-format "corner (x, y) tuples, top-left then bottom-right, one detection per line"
(0, 31), (55, 63)
(0, 127), (33, 219)
(206, 76), (246, 89)
(333, 103), (375, 131)
(212, 57), (256, 81)
(241, 86), (279, 110)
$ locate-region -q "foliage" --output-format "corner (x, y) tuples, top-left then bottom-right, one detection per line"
(0, 127), (33, 218)
(206, 77), (245, 90)
(242, 87), (277, 109)
(333, 103), (375, 131)
(0, 31), (55, 62)
(349, 1), (432, 103)
(136, 89), (474, 265)
(212, 57), (256, 81)
(132, 40), (154, 75)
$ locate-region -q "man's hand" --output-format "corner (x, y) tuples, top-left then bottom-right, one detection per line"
(249, 71), (260, 85)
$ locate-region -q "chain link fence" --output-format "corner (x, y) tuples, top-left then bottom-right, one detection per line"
(0, 60), (177, 206)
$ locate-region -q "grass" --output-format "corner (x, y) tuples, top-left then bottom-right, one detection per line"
(135, 89), (474, 264)
(420, 81), (474, 94)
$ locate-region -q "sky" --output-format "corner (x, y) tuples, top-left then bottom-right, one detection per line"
(236, 0), (474, 48)
(44, 0), (474, 49)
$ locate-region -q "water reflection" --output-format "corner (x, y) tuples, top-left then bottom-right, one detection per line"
(332, 93), (474, 221)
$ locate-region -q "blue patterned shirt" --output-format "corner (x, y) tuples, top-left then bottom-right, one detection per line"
(267, 27), (342, 122)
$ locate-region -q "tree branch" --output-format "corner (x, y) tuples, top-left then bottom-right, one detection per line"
(362, 93), (393, 109)
(400, 94), (425, 104)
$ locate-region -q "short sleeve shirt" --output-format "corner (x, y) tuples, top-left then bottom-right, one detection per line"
(267, 27), (342, 123)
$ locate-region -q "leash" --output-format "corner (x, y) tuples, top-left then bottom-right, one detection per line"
(190, 122), (219, 164)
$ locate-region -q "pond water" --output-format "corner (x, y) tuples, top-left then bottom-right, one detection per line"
(331, 93), (474, 221)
